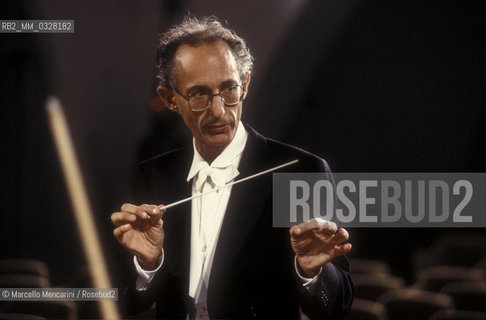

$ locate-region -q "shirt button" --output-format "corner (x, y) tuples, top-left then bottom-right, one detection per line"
(202, 245), (207, 252)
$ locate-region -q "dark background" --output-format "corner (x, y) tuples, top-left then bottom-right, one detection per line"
(1, 0), (485, 288)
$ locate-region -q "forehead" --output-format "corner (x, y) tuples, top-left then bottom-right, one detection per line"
(173, 41), (240, 89)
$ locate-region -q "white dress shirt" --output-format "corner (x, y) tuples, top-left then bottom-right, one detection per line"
(185, 121), (247, 302)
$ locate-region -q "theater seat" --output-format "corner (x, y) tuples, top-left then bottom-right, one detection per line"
(353, 273), (405, 301)
(429, 309), (486, 320)
(440, 281), (486, 312)
(350, 259), (391, 275)
(344, 299), (387, 320)
(415, 266), (485, 292)
(0, 259), (50, 279)
(0, 274), (50, 288)
(413, 233), (486, 276)
(379, 288), (453, 320)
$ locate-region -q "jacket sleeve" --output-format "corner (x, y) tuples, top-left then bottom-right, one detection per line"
(298, 255), (354, 319)
(296, 155), (355, 319)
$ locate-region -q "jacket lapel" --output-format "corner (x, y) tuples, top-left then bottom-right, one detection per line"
(209, 124), (274, 290)
(149, 146), (193, 292)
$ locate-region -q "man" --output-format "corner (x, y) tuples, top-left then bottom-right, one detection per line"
(111, 16), (353, 319)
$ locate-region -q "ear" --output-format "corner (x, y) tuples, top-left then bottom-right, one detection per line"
(157, 86), (178, 113)
(242, 73), (251, 99)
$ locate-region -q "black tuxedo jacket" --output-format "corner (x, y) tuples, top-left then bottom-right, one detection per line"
(120, 124), (354, 319)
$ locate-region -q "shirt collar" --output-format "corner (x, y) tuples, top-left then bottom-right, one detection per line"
(187, 121), (248, 182)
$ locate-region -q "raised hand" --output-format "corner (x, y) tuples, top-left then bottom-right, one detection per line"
(111, 203), (165, 270)
(290, 218), (352, 277)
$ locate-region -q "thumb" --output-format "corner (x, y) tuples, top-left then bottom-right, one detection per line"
(147, 205), (165, 225)
(333, 243), (352, 258)
(289, 226), (303, 238)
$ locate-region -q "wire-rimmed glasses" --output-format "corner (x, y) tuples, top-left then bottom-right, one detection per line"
(173, 84), (245, 112)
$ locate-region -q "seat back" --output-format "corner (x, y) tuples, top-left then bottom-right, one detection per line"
(379, 289), (453, 320)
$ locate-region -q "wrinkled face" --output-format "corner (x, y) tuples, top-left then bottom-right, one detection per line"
(166, 41), (249, 158)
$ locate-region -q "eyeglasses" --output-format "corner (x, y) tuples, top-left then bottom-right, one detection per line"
(173, 84), (245, 112)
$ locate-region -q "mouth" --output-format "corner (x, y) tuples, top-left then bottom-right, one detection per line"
(205, 123), (231, 134)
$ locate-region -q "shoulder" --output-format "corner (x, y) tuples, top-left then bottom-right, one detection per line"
(244, 123), (331, 174)
(137, 144), (192, 175)
(133, 144), (192, 201)
(265, 137), (331, 173)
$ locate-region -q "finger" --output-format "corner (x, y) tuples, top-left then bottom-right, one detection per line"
(121, 203), (150, 220)
(113, 223), (131, 242)
(319, 219), (338, 233)
(333, 243), (352, 258)
(154, 218), (163, 228)
(143, 204), (166, 225)
(111, 211), (137, 227)
(306, 218), (337, 231)
(142, 204), (166, 218)
(290, 224), (319, 237)
(290, 225), (323, 239)
(293, 220), (337, 238)
(311, 229), (334, 243)
(329, 228), (349, 245)
(289, 225), (303, 237)
(312, 222), (338, 237)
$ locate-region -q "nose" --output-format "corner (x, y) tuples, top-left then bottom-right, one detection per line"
(208, 94), (225, 118)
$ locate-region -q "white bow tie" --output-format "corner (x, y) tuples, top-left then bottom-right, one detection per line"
(194, 164), (239, 192)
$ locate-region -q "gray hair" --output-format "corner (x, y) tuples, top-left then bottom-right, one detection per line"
(156, 16), (254, 88)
